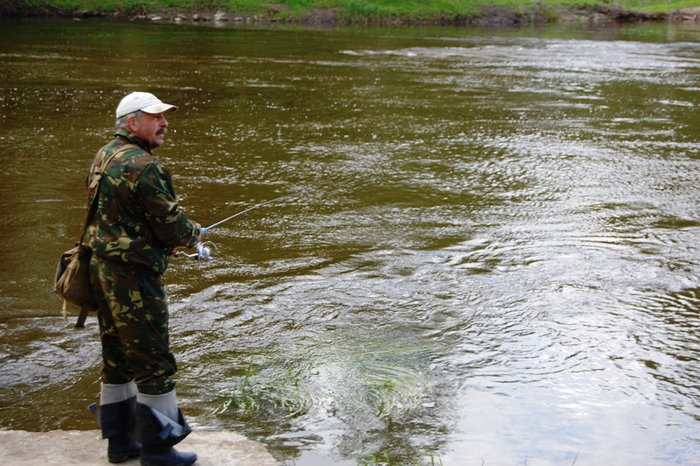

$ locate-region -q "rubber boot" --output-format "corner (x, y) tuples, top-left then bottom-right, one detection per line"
(136, 390), (197, 466)
(89, 381), (141, 463)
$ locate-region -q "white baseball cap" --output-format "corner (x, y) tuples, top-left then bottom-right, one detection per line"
(115, 92), (177, 119)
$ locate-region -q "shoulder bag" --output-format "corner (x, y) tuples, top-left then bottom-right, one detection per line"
(54, 145), (131, 328)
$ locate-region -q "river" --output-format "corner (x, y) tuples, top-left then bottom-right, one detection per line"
(0, 18), (698, 465)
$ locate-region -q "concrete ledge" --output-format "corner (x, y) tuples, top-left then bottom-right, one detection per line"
(0, 430), (278, 465)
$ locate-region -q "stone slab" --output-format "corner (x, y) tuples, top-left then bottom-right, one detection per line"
(0, 430), (278, 465)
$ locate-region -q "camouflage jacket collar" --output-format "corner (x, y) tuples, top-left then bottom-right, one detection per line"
(114, 128), (152, 154)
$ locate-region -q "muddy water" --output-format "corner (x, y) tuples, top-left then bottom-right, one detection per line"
(0, 19), (699, 465)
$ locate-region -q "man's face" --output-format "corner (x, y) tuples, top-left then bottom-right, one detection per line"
(128, 111), (169, 149)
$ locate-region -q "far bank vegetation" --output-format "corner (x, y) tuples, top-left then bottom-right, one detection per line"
(2, 0), (700, 26)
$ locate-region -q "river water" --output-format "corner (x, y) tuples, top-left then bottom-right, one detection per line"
(0, 18), (699, 465)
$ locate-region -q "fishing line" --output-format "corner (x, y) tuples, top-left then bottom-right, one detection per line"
(183, 193), (296, 260)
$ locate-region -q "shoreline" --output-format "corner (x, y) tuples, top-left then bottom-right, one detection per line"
(1, 3), (699, 28)
(0, 429), (278, 465)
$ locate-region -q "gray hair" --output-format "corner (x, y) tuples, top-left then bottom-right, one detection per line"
(115, 110), (142, 129)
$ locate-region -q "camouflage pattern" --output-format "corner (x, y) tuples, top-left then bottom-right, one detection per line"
(90, 255), (176, 394)
(87, 128), (200, 275)
(87, 129), (200, 394)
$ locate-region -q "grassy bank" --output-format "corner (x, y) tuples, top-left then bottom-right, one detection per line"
(2, 0), (699, 24)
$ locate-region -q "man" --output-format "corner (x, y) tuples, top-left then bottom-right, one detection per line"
(87, 92), (203, 466)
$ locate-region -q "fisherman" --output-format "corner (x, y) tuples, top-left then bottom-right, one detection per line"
(86, 91), (202, 466)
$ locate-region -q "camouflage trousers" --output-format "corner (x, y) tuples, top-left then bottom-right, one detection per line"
(90, 256), (177, 394)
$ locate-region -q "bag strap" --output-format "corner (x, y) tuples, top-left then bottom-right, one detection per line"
(74, 143), (134, 329)
(78, 143), (135, 245)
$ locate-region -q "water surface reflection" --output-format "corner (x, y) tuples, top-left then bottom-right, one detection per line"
(0, 19), (699, 465)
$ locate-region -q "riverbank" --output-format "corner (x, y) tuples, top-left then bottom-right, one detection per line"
(1, 1), (699, 27)
(0, 430), (278, 465)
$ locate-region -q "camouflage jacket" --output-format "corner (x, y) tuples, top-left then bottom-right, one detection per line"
(86, 128), (200, 275)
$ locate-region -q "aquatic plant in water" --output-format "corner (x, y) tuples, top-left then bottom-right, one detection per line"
(216, 340), (435, 421)
(214, 355), (313, 418)
(357, 449), (444, 466)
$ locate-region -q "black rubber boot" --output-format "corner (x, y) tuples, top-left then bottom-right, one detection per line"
(89, 397), (142, 463)
(136, 402), (196, 466)
(108, 433), (142, 464)
(140, 446), (197, 466)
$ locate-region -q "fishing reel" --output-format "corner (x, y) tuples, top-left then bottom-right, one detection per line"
(181, 241), (217, 260)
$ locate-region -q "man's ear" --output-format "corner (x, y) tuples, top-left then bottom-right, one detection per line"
(126, 114), (139, 132)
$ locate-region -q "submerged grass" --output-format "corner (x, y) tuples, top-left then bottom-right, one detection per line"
(215, 344), (440, 465)
(214, 355), (312, 417)
(8, 0), (700, 20)
(358, 450), (444, 466)
(215, 344), (433, 420)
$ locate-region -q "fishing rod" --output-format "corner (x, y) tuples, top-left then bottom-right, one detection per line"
(202, 193), (296, 234)
(180, 193), (296, 260)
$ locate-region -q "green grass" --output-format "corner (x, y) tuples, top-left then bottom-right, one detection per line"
(617, 0), (700, 11)
(7, 0), (695, 30)
(357, 450), (444, 466)
(8, 0), (700, 18)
